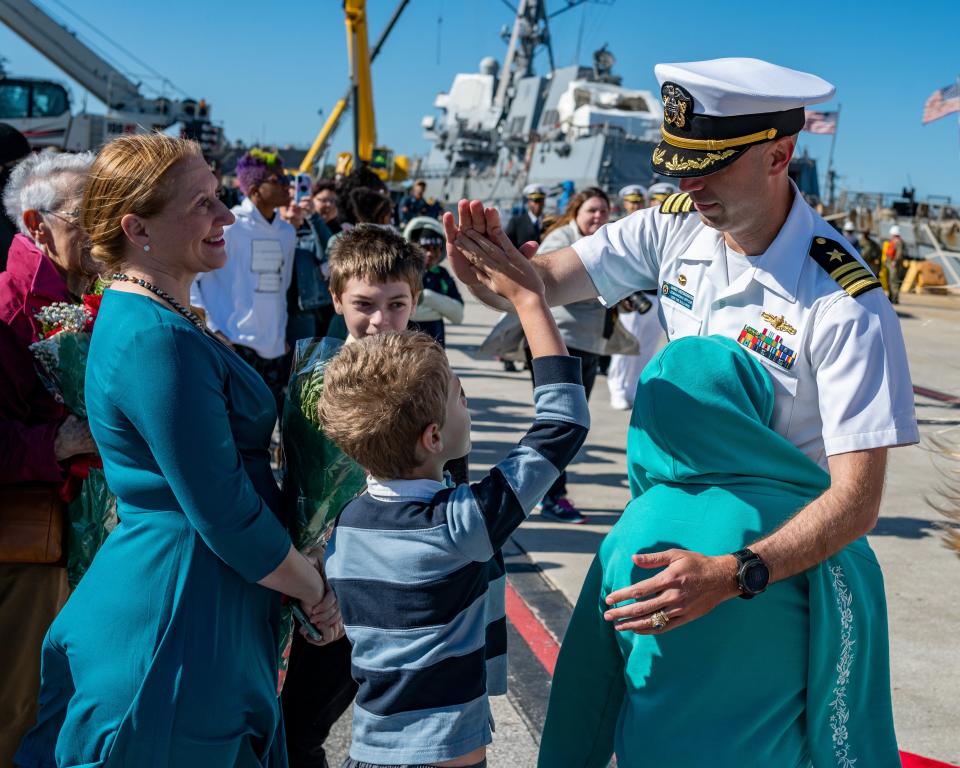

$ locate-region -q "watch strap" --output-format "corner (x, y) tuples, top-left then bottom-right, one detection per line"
(732, 548), (759, 567)
(732, 548), (765, 599)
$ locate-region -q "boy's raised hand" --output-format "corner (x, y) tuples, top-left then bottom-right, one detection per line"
(458, 206), (545, 305)
(443, 201), (539, 310)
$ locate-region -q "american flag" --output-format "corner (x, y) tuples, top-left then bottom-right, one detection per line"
(803, 110), (838, 135)
(922, 82), (960, 125)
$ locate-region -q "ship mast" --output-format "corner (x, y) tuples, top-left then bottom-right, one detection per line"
(493, 0), (606, 122)
(493, 0), (549, 117)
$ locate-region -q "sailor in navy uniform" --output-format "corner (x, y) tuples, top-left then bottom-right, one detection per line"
(446, 58), (918, 654)
(504, 184), (547, 246)
(646, 180), (679, 207)
(399, 179), (442, 224)
(619, 184), (648, 215)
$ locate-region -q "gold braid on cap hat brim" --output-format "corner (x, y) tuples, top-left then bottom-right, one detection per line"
(660, 125), (779, 151)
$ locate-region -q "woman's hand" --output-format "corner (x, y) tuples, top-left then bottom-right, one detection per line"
(300, 587), (345, 646)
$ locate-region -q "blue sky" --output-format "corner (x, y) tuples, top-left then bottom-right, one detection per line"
(3, 0), (959, 201)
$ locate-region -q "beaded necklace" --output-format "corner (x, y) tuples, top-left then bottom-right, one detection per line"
(111, 273), (205, 331)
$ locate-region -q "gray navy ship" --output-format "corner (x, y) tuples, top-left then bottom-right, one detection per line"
(415, 0), (663, 211)
(414, 0), (823, 213)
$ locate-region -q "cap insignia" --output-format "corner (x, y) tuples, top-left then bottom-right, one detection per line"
(661, 83), (692, 129)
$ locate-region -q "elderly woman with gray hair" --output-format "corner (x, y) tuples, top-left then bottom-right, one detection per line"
(0, 149), (97, 763)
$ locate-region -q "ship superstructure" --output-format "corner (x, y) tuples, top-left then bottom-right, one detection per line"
(416, 0), (661, 211)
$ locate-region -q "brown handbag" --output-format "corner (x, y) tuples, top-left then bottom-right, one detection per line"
(0, 483), (65, 564)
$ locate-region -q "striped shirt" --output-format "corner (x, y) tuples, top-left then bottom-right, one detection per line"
(325, 355), (589, 765)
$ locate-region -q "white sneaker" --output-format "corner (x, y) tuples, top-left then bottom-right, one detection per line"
(610, 395), (632, 411)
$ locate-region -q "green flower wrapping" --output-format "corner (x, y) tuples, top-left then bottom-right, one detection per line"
(30, 288), (117, 588)
(276, 336), (366, 692)
(30, 327), (91, 418)
(66, 467), (118, 587)
(282, 336), (366, 552)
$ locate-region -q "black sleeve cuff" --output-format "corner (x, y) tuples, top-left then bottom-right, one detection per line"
(531, 355), (583, 388)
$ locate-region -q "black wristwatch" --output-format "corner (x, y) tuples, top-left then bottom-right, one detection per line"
(732, 548), (769, 599)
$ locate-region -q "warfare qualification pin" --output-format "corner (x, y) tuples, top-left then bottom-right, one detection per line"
(661, 83), (692, 129)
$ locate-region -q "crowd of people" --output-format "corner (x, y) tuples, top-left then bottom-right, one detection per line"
(0, 53), (921, 768)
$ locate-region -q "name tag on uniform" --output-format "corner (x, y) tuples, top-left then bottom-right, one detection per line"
(661, 281), (694, 310)
(737, 324), (796, 370)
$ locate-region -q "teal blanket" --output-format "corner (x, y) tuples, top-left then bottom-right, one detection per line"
(539, 335), (899, 767)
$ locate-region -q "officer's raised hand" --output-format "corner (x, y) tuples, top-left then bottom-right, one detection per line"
(443, 201), (538, 310)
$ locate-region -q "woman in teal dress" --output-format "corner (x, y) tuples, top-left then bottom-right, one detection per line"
(16, 135), (332, 768)
(538, 335), (900, 767)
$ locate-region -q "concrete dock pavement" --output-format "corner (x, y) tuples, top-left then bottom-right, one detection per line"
(321, 290), (960, 766)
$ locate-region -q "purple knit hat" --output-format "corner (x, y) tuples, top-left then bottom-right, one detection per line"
(235, 148), (284, 195)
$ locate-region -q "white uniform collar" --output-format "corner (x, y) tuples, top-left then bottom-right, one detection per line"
(366, 476), (445, 502)
(748, 180), (812, 303)
(679, 179), (811, 303)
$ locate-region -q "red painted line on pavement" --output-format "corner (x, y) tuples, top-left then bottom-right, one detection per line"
(504, 580), (560, 676)
(505, 577), (959, 767)
(914, 384), (960, 406)
(902, 753), (960, 768)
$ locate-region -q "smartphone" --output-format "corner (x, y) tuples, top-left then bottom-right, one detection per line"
(294, 173), (313, 203)
(290, 602), (324, 643)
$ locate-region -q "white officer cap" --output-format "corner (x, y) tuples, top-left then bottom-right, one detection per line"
(651, 58), (835, 178)
(647, 181), (680, 202)
(889, 225), (901, 237)
(619, 184), (647, 203)
(522, 183), (547, 200)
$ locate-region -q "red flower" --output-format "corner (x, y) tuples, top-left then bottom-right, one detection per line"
(82, 293), (102, 330)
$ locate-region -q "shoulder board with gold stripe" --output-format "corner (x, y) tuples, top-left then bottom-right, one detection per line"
(809, 236), (881, 298)
(659, 192), (694, 215)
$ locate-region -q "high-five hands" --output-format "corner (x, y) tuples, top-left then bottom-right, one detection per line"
(443, 200), (539, 307)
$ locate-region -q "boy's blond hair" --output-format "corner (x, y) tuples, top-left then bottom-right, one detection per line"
(319, 332), (450, 479)
(328, 224), (425, 298)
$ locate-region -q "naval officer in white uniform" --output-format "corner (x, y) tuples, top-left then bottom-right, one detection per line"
(443, 57), (919, 633)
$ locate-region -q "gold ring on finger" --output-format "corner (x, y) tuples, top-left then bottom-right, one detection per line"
(651, 610), (669, 630)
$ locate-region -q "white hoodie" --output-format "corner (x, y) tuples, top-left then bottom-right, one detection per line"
(191, 197), (296, 359)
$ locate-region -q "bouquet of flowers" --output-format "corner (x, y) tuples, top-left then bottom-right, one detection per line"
(29, 287), (118, 587)
(282, 336), (366, 552)
(274, 336), (366, 692)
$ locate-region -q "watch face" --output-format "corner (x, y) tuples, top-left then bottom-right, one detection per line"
(743, 561), (770, 593)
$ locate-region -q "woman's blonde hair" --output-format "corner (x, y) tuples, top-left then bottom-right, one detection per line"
(81, 133), (202, 272)
(542, 186), (609, 239)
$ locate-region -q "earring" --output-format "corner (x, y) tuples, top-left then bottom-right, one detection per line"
(143, 244), (151, 252)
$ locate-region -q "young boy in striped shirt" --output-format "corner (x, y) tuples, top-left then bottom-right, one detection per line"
(319, 242), (589, 768)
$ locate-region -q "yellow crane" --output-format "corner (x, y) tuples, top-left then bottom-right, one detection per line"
(298, 0), (410, 181)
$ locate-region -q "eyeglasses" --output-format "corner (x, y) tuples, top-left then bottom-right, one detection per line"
(262, 175), (292, 187)
(40, 208), (81, 227)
